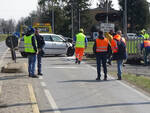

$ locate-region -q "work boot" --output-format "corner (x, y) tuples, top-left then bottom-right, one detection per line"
(96, 75), (101, 81)
(78, 61), (81, 64)
(117, 77), (122, 80)
(96, 77), (101, 81)
(103, 77), (107, 81)
(38, 73), (43, 76)
(75, 58), (78, 64)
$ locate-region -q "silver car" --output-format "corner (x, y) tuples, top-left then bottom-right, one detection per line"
(18, 33), (73, 57)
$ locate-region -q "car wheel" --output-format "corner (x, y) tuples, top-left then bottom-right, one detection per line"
(21, 52), (27, 57)
(66, 47), (75, 56)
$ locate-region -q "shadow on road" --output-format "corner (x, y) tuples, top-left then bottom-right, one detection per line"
(40, 101), (150, 112)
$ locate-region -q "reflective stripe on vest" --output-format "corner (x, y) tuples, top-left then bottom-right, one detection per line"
(75, 33), (85, 48)
(111, 39), (118, 53)
(144, 40), (150, 47)
(96, 38), (109, 52)
(24, 34), (37, 53)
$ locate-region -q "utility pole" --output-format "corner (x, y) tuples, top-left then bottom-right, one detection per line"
(78, 8), (80, 31)
(52, 0), (54, 33)
(124, 0), (127, 38)
(48, 0), (54, 33)
(106, 0), (109, 23)
(71, 0), (74, 38)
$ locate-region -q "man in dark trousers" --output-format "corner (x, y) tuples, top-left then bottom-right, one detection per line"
(93, 30), (111, 81)
(24, 27), (38, 78)
(35, 28), (45, 75)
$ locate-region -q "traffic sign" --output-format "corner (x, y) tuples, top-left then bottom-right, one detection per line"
(100, 23), (114, 33)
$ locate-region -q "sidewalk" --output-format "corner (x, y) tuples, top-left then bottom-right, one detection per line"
(0, 50), (39, 113)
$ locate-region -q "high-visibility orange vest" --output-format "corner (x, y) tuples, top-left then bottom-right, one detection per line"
(111, 35), (126, 53)
(144, 40), (150, 47)
(96, 38), (109, 52)
(111, 34), (121, 53)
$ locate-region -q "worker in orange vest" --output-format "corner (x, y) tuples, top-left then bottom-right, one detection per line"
(141, 39), (150, 65)
(111, 30), (127, 80)
(93, 30), (111, 81)
(73, 28), (88, 64)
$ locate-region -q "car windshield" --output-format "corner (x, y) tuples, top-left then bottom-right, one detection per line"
(51, 35), (64, 42)
(42, 35), (52, 41)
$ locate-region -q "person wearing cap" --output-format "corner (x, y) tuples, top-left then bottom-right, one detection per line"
(24, 27), (38, 78)
(140, 29), (149, 39)
(73, 28), (88, 64)
(35, 28), (45, 75)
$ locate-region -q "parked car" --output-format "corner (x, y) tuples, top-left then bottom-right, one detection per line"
(18, 33), (74, 57)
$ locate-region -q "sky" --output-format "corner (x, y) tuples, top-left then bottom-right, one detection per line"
(0, 0), (150, 22)
(0, 0), (38, 22)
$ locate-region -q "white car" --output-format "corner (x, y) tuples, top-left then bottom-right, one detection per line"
(18, 33), (74, 57)
(127, 33), (137, 39)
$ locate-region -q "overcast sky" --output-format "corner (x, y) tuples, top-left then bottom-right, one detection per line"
(0, 0), (150, 22)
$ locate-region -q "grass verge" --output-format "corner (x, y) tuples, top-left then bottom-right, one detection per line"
(84, 55), (150, 94)
(0, 34), (8, 42)
(122, 73), (150, 93)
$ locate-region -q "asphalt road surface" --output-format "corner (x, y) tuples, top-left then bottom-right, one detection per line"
(32, 56), (150, 113)
(0, 41), (9, 65)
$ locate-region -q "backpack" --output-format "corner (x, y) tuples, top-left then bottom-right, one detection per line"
(116, 38), (126, 54)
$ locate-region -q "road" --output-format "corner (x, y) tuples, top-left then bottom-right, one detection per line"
(32, 56), (150, 113)
(0, 41), (9, 66)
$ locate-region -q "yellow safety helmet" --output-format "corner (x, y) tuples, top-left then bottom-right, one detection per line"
(79, 28), (84, 33)
(141, 29), (146, 34)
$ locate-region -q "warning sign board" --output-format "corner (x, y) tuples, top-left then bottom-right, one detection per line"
(100, 23), (114, 33)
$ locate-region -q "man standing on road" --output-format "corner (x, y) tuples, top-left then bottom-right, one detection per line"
(111, 30), (127, 80)
(73, 28), (88, 64)
(24, 27), (38, 78)
(141, 38), (150, 66)
(93, 30), (111, 81)
(35, 28), (45, 75)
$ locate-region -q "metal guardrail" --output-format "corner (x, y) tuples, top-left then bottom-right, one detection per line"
(126, 36), (144, 59)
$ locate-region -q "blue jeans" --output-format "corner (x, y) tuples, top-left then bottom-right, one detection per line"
(37, 54), (42, 74)
(144, 50), (150, 65)
(28, 54), (36, 76)
(96, 54), (107, 78)
(117, 59), (123, 78)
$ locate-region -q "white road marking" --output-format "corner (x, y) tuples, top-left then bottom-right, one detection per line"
(86, 62), (150, 101)
(39, 76), (43, 79)
(41, 82), (47, 87)
(45, 67), (78, 69)
(0, 49), (9, 65)
(44, 89), (61, 113)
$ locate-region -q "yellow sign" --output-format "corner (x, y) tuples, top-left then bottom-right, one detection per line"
(33, 23), (52, 33)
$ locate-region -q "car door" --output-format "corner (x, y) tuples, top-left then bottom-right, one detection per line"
(42, 35), (55, 55)
(51, 35), (67, 54)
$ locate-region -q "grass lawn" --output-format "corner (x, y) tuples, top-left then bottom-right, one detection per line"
(109, 71), (150, 94)
(122, 73), (150, 93)
(0, 34), (8, 42)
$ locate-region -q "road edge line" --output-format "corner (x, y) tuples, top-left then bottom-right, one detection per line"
(86, 63), (150, 101)
(0, 81), (2, 96)
(44, 89), (61, 113)
(28, 83), (40, 113)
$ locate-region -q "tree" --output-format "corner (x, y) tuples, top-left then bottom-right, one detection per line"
(98, 0), (113, 9)
(119, 0), (150, 32)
